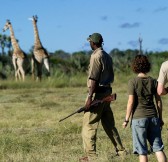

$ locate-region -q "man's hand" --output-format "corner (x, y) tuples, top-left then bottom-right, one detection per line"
(85, 96), (93, 110)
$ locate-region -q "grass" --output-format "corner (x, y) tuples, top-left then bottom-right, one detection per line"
(0, 73), (87, 89)
(0, 77), (167, 161)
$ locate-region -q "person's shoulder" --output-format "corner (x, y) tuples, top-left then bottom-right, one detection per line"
(148, 76), (157, 82)
(128, 77), (138, 84)
(161, 60), (168, 67)
(94, 48), (104, 58)
(148, 76), (156, 79)
(159, 61), (168, 72)
(148, 76), (158, 87)
(94, 48), (112, 60)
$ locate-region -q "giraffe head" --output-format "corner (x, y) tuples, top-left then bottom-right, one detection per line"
(28, 15), (38, 23)
(3, 19), (11, 32)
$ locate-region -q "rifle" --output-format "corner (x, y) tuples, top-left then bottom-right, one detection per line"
(59, 93), (117, 122)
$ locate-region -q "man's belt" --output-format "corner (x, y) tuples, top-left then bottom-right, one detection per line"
(95, 86), (112, 93)
(99, 84), (111, 87)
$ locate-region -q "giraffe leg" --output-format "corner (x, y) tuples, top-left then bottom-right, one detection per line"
(36, 61), (42, 81)
(31, 57), (35, 80)
(12, 56), (18, 81)
(17, 58), (25, 81)
(44, 58), (50, 77)
(16, 69), (21, 80)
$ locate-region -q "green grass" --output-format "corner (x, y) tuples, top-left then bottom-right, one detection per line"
(0, 78), (167, 161)
(0, 73), (87, 89)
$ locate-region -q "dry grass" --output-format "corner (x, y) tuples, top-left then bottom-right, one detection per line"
(0, 81), (167, 162)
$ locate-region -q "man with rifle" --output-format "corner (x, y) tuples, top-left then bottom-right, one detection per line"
(79, 33), (126, 161)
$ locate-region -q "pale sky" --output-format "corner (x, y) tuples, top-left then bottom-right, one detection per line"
(0, 0), (168, 53)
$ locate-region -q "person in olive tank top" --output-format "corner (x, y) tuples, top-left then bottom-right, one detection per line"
(123, 55), (167, 162)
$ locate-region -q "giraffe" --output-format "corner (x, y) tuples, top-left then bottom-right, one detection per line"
(29, 15), (50, 81)
(3, 20), (26, 81)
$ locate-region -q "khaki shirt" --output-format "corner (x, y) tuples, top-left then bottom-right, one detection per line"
(87, 47), (114, 88)
(157, 61), (168, 85)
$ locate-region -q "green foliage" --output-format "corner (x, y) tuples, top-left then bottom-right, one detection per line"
(0, 49), (166, 82)
(110, 49), (142, 75)
(0, 72), (87, 89)
(70, 51), (90, 72)
(0, 33), (167, 82)
(0, 34), (11, 55)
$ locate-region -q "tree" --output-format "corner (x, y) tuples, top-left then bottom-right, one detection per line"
(70, 51), (90, 72)
(53, 50), (70, 60)
(6, 36), (12, 56)
(0, 34), (7, 55)
(0, 34), (12, 56)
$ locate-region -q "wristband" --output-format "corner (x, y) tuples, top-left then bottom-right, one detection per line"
(87, 93), (93, 98)
(124, 120), (129, 123)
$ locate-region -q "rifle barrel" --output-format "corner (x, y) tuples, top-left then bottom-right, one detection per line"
(59, 107), (85, 122)
(59, 94), (116, 122)
(59, 112), (77, 122)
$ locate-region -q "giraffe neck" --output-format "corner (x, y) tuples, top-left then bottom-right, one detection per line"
(33, 21), (43, 48)
(9, 25), (21, 52)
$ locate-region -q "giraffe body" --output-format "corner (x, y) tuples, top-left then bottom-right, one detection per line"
(3, 20), (27, 81)
(29, 15), (50, 81)
(34, 46), (49, 63)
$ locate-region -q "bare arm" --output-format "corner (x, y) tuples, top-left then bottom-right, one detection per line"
(123, 95), (134, 128)
(157, 83), (168, 95)
(85, 79), (97, 110)
(155, 93), (164, 127)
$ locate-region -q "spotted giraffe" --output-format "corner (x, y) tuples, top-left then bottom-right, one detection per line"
(29, 15), (50, 81)
(3, 20), (26, 81)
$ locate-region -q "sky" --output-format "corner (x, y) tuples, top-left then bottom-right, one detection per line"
(0, 0), (168, 54)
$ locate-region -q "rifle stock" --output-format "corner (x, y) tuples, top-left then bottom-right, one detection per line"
(59, 93), (117, 122)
